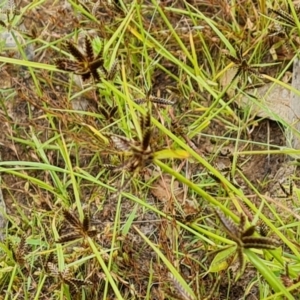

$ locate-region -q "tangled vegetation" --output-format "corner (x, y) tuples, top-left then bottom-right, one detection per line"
(0, 0), (300, 299)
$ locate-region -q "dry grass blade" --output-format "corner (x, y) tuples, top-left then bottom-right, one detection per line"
(168, 273), (196, 300)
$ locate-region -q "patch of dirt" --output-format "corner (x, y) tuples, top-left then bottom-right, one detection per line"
(244, 119), (286, 190)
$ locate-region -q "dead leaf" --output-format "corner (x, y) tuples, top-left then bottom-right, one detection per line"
(150, 175), (183, 203)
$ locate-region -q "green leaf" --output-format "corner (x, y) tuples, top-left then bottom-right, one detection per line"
(154, 149), (190, 160)
(208, 246), (236, 273)
(245, 249), (294, 299)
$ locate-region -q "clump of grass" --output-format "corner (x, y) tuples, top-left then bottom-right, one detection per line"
(0, 0), (299, 299)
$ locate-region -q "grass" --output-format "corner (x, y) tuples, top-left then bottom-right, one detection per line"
(0, 0), (300, 299)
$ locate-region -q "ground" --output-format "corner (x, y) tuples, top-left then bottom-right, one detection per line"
(0, 0), (299, 299)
